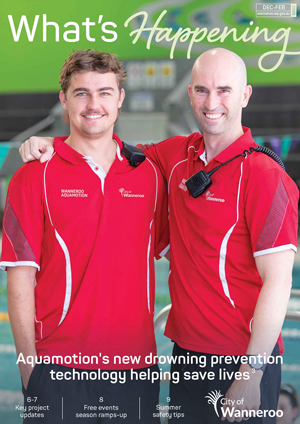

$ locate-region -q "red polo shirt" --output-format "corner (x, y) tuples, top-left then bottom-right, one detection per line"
(138, 127), (298, 355)
(0, 134), (169, 369)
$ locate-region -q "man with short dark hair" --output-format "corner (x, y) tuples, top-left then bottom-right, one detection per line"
(1, 50), (169, 424)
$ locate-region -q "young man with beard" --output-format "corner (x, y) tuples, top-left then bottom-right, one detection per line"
(1, 50), (169, 424)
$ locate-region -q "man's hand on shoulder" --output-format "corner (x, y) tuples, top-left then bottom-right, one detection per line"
(19, 136), (54, 163)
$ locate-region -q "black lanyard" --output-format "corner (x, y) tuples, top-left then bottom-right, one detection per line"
(185, 146), (285, 198)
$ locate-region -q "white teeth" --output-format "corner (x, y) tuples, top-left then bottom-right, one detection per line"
(205, 113), (223, 119)
(85, 115), (103, 119)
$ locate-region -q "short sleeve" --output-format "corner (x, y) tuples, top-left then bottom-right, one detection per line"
(244, 167), (299, 257)
(0, 167), (44, 271)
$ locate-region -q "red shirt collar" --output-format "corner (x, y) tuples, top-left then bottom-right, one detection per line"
(193, 127), (256, 164)
(54, 137), (82, 165)
(213, 127), (256, 163)
(54, 134), (124, 165)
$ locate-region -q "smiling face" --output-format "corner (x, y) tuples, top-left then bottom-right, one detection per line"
(188, 49), (252, 140)
(60, 71), (125, 140)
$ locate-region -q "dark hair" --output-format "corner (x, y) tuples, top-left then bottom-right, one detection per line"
(59, 50), (127, 93)
(280, 385), (299, 409)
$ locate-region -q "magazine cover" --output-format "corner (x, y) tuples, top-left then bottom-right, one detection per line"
(0, 0), (300, 423)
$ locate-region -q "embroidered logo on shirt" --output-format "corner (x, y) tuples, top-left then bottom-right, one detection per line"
(61, 189), (88, 198)
(179, 178), (187, 191)
(206, 190), (225, 203)
(119, 188), (144, 198)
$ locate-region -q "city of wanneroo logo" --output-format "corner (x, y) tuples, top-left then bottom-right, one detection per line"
(205, 390), (283, 419)
(119, 188), (145, 198)
(205, 390), (223, 417)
